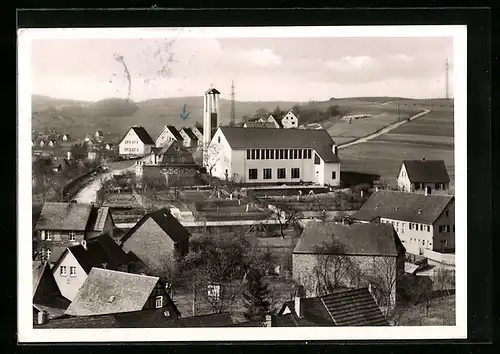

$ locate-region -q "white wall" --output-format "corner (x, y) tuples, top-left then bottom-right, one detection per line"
(155, 127), (177, 147)
(281, 111), (299, 129)
(52, 251), (87, 301)
(380, 217), (433, 255)
(119, 129), (151, 156)
(397, 164), (411, 191)
(322, 161), (341, 187)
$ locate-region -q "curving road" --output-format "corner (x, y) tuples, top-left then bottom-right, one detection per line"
(72, 160), (137, 204)
(338, 109), (431, 150)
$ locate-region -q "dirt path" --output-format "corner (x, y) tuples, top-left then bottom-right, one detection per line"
(338, 109), (431, 150)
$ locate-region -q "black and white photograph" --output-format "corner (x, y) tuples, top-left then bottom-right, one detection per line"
(18, 25), (467, 342)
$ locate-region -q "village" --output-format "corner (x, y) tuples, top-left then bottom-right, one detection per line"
(31, 87), (456, 328)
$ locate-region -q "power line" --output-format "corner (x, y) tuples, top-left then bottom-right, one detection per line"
(230, 80), (236, 126)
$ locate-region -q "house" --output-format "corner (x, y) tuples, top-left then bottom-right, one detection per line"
(48, 140), (57, 147)
(258, 114), (283, 129)
(277, 288), (390, 326)
(292, 221), (405, 310)
(35, 203), (115, 264)
(191, 126), (204, 141)
(206, 127), (341, 186)
(281, 110), (299, 129)
(32, 261), (71, 324)
(62, 134), (71, 141)
(397, 159), (451, 194)
(51, 234), (130, 301)
(351, 190), (455, 255)
(179, 127), (199, 148)
(120, 208), (190, 272)
(243, 121), (277, 129)
(118, 126), (155, 157)
(64, 268), (181, 317)
(35, 309), (232, 329)
(136, 140), (199, 187)
(155, 125), (184, 148)
(105, 143), (114, 150)
(95, 130), (104, 142)
(39, 140), (46, 147)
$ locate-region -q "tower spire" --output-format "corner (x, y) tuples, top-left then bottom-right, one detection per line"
(230, 80), (236, 127)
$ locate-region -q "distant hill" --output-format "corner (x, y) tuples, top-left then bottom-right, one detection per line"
(30, 95), (451, 140)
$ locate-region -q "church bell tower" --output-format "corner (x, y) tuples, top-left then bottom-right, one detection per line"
(203, 87), (221, 163)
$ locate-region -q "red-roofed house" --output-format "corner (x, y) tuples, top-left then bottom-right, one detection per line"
(120, 208), (190, 272)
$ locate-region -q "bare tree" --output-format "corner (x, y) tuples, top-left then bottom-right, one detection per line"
(261, 200), (303, 239)
(362, 257), (399, 315)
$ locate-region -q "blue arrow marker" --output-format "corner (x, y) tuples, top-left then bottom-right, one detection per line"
(180, 104), (190, 120)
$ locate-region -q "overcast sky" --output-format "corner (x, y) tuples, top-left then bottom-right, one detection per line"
(31, 36), (454, 102)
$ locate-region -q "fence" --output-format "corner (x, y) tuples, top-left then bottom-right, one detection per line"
(62, 165), (102, 201)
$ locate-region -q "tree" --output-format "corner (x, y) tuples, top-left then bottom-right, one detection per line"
(326, 105), (341, 117)
(291, 104), (301, 116)
(253, 108), (269, 120)
(260, 200), (303, 239)
(242, 268), (271, 321)
(273, 105), (283, 120)
(70, 143), (87, 161)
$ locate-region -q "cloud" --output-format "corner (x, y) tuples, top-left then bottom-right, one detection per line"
(325, 56), (375, 71)
(242, 48), (282, 67)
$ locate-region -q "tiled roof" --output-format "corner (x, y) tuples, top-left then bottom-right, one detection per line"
(165, 125), (184, 141)
(65, 234), (129, 273)
(181, 127), (198, 140)
(218, 127), (340, 163)
(35, 202), (93, 231)
(35, 309), (231, 329)
(280, 298), (334, 326)
(293, 221), (399, 257)
(65, 268), (160, 316)
(402, 160), (450, 183)
(120, 208), (190, 245)
(34, 297), (71, 320)
(32, 261), (46, 297)
(32, 204), (43, 231)
(244, 122), (277, 129)
(193, 126), (203, 135)
(321, 288), (389, 326)
(351, 190), (454, 225)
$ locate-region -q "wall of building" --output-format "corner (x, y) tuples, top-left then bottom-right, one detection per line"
(292, 253), (399, 310)
(208, 130), (232, 179)
(397, 164), (410, 191)
(155, 128), (176, 148)
(322, 161), (341, 187)
(52, 251), (87, 301)
(37, 230), (85, 263)
(432, 200), (455, 252)
(380, 218), (433, 255)
(281, 112), (298, 129)
(119, 129), (151, 156)
(121, 217), (177, 271)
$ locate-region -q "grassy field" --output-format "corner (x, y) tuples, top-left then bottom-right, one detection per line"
(395, 295), (455, 326)
(339, 108), (455, 192)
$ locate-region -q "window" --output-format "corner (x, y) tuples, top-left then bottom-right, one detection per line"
(46, 231), (52, 241)
(422, 240), (425, 246)
(251, 149), (255, 159)
(60, 266), (67, 277)
(256, 150), (260, 159)
(208, 284), (221, 300)
(40, 230), (45, 240)
(396, 222), (400, 228)
(298, 150), (302, 159)
(446, 225), (451, 232)
(263, 168), (272, 180)
(270, 149), (275, 159)
(293, 149), (298, 159)
(262, 149), (265, 159)
(247, 150), (250, 159)
(284, 150), (288, 159)
(409, 223), (413, 230)
(155, 296), (163, 308)
(70, 266), (76, 277)
(277, 168), (286, 179)
(427, 225), (431, 232)
(217, 136), (221, 144)
(249, 169), (258, 180)
(307, 149), (312, 159)
(274, 149), (279, 159)
(420, 224), (423, 231)
(265, 149), (270, 159)
(69, 232), (76, 241)
(445, 210), (449, 217)
(415, 183), (421, 190)
(314, 153), (320, 165)
(332, 171), (336, 179)
(291, 168), (300, 179)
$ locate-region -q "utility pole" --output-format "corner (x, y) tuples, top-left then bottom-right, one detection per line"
(445, 58), (449, 99)
(230, 80), (236, 126)
(397, 99), (400, 122)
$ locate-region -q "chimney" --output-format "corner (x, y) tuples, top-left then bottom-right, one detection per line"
(265, 314), (273, 327)
(332, 144), (338, 155)
(67, 151), (72, 160)
(424, 187), (428, 196)
(102, 261), (108, 269)
(294, 296), (302, 318)
(37, 310), (49, 325)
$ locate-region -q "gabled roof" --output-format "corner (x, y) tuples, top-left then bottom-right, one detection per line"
(32, 261), (47, 298)
(293, 221), (400, 257)
(218, 127), (340, 163)
(192, 126), (203, 135)
(165, 125), (184, 141)
(321, 288), (389, 326)
(87, 207), (113, 232)
(278, 288), (389, 326)
(244, 121), (277, 129)
(182, 127), (198, 140)
(351, 190), (454, 225)
(63, 234), (129, 273)
(65, 268), (162, 316)
(120, 208), (190, 245)
(119, 126), (155, 146)
(35, 202), (93, 231)
(205, 88), (221, 94)
(402, 160), (450, 183)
